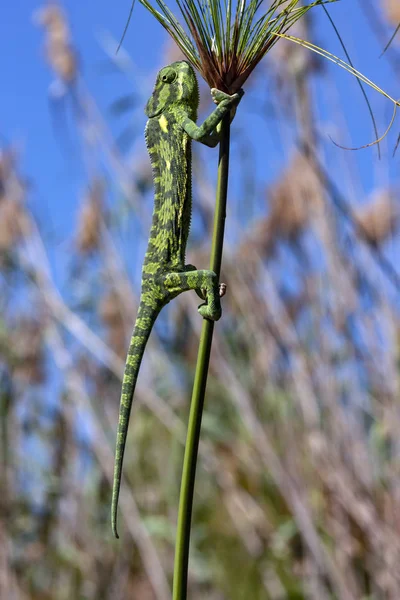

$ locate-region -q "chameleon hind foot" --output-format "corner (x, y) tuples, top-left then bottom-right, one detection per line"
(198, 282), (226, 319)
(184, 266), (226, 300)
(164, 269), (222, 320)
(197, 282), (225, 320)
(198, 300), (221, 321)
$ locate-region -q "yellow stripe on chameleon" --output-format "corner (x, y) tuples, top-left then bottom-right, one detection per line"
(159, 114), (169, 133)
(143, 262), (160, 275)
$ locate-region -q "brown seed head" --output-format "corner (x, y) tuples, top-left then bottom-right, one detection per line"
(9, 317), (45, 383)
(99, 290), (124, 327)
(76, 179), (104, 254)
(0, 148), (16, 200)
(36, 2), (77, 84)
(99, 290), (126, 358)
(355, 189), (399, 246)
(0, 199), (26, 252)
(268, 152), (321, 239)
(383, 0), (400, 28)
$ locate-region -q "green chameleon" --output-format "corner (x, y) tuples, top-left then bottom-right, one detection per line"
(112, 60), (243, 538)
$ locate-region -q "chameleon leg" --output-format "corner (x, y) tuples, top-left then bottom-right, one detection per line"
(164, 269), (222, 321)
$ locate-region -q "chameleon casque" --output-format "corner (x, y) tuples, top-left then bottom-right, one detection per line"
(112, 60), (243, 538)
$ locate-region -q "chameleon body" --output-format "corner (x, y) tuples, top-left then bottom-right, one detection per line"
(112, 60), (243, 538)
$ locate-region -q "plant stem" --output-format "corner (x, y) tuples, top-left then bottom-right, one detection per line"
(172, 114), (231, 600)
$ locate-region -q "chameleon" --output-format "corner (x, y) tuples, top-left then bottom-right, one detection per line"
(112, 60), (243, 538)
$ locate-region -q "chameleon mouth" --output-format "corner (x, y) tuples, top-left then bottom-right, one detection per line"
(145, 87), (169, 118)
(145, 105), (164, 118)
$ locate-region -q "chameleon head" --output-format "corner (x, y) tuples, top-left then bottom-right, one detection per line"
(145, 60), (199, 118)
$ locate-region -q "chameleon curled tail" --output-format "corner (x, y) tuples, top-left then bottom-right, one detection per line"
(111, 270), (222, 538)
(111, 299), (161, 538)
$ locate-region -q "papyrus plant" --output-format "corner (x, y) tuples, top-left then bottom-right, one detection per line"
(117, 2), (400, 599)
(122, 0), (336, 92)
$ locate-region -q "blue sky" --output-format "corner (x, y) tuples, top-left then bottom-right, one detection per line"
(1, 0), (399, 291)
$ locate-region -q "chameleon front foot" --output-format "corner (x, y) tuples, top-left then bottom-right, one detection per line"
(211, 88), (244, 105)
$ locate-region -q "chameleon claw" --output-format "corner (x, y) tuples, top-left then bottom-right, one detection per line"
(219, 283), (227, 298)
(211, 88), (229, 104)
(210, 87), (219, 104)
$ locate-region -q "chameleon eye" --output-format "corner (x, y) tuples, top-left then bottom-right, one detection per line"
(161, 70), (177, 84)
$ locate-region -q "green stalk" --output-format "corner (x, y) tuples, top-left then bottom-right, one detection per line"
(172, 114), (231, 600)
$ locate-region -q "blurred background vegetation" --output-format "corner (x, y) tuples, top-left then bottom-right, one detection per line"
(1, 1), (400, 598)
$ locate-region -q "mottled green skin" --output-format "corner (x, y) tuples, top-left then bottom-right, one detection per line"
(111, 61), (242, 538)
